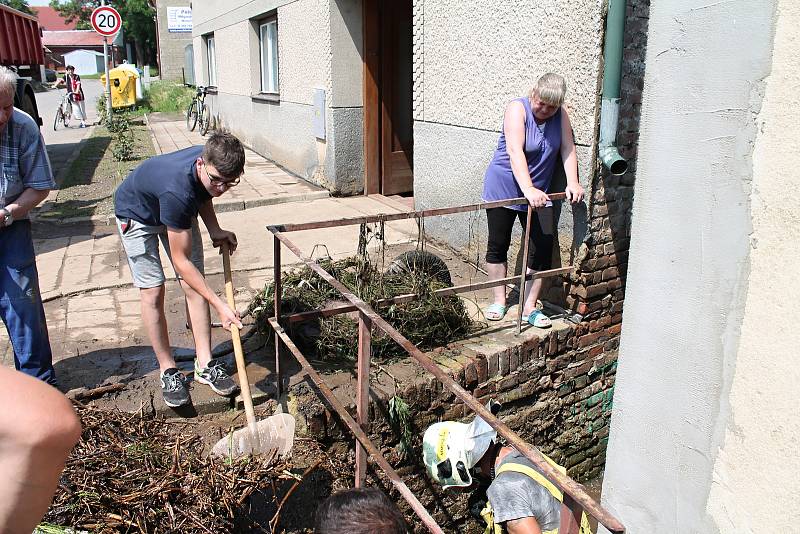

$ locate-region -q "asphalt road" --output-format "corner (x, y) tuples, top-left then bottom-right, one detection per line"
(36, 79), (104, 180)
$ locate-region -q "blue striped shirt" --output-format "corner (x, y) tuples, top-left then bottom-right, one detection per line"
(1, 109), (55, 211)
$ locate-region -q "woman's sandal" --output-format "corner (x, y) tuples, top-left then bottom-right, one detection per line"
(484, 303), (508, 321)
(523, 309), (552, 328)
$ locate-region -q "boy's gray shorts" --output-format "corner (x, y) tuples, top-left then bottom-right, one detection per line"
(116, 217), (204, 289)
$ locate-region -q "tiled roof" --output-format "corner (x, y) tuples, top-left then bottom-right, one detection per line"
(43, 30), (106, 47)
(32, 6), (78, 31)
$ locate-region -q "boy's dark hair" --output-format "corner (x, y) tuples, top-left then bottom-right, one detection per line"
(315, 488), (408, 534)
(202, 130), (246, 179)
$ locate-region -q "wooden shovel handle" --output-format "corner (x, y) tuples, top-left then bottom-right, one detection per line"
(222, 242), (258, 430)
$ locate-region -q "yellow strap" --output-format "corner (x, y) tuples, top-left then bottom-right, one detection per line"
(485, 457), (593, 534)
(496, 461), (565, 503)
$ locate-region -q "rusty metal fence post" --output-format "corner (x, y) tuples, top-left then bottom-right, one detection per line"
(517, 204), (534, 334)
(355, 312), (372, 487)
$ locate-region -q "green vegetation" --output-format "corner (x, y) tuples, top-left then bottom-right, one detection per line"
(145, 80), (194, 114)
(1, 0), (34, 15)
(97, 81), (193, 122)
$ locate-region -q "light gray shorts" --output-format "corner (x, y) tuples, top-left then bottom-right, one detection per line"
(116, 217), (204, 289)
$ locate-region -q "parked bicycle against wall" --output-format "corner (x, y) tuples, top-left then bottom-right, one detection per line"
(53, 89), (73, 131)
(186, 85), (212, 136)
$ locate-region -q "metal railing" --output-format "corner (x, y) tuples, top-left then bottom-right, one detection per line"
(266, 195), (625, 534)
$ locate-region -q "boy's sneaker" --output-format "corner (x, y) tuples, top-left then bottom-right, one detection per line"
(161, 368), (190, 407)
(195, 359), (240, 396)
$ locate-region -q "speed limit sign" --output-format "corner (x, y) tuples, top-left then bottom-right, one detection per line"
(91, 6), (122, 36)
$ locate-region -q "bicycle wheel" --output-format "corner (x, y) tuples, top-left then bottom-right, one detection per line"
(64, 101), (72, 127)
(199, 104), (210, 136)
(53, 108), (64, 131)
(186, 100), (198, 131)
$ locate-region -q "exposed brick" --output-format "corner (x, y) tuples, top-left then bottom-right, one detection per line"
(498, 351), (510, 375)
(464, 362), (478, 388)
(601, 266), (620, 281)
(475, 357), (488, 384)
(487, 352), (500, 377)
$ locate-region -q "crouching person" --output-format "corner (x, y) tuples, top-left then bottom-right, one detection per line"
(114, 131), (245, 408)
(422, 402), (591, 534)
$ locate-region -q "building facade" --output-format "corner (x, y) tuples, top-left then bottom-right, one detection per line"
(192, 0), (364, 195)
(154, 0), (193, 82)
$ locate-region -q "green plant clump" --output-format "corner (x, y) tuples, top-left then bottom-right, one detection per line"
(108, 113), (136, 162)
(248, 254), (476, 362)
(145, 80), (194, 113)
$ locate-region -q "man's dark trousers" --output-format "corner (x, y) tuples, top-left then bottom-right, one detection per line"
(0, 220), (55, 384)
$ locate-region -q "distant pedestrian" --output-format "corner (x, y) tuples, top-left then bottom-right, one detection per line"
(54, 65), (86, 127)
(0, 65), (58, 385)
(114, 131), (245, 408)
(315, 487), (408, 534)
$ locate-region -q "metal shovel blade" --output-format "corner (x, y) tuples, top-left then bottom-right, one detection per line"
(211, 413), (296, 459)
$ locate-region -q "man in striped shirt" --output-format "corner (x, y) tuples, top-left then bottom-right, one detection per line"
(0, 66), (57, 385)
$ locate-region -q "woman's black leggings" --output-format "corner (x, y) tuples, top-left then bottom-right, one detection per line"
(485, 207), (553, 270)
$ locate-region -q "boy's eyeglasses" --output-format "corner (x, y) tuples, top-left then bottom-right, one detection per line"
(204, 163), (240, 187)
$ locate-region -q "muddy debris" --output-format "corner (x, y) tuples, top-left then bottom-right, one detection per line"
(42, 403), (351, 533)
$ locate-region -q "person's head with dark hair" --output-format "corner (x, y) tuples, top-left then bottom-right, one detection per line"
(201, 130), (246, 179)
(66, 65), (75, 73)
(315, 487), (408, 534)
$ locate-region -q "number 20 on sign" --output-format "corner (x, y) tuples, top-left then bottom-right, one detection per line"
(91, 6), (122, 36)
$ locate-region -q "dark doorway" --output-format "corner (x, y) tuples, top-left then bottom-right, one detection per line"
(363, 0), (413, 195)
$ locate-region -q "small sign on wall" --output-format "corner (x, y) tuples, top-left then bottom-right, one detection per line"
(313, 88), (326, 140)
(167, 7), (192, 33)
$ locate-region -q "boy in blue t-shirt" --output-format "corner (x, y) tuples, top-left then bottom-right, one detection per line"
(114, 131), (245, 408)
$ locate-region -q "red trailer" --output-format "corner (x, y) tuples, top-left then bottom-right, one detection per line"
(0, 4), (45, 126)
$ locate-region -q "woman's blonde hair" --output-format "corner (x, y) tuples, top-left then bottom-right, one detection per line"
(530, 73), (566, 107)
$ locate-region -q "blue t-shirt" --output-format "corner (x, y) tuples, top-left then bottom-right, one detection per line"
(114, 146), (211, 230)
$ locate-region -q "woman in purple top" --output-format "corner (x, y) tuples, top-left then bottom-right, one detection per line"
(482, 73), (584, 328)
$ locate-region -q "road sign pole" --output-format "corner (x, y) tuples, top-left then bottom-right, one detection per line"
(100, 0), (113, 125)
(103, 36), (112, 125)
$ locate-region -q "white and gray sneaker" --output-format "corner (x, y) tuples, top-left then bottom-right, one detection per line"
(161, 368), (190, 407)
(195, 359), (240, 396)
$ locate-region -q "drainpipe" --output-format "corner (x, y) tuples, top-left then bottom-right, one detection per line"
(599, 0), (628, 175)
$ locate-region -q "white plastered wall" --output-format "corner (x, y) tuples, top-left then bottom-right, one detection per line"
(190, 0), (363, 193)
(600, 1), (800, 532)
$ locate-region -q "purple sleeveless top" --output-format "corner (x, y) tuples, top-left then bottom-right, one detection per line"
(482, 97), (562, 211)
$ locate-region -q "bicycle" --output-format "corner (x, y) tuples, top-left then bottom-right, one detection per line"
(53, 89), (73, 131)
(186, 85), (212, 135)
